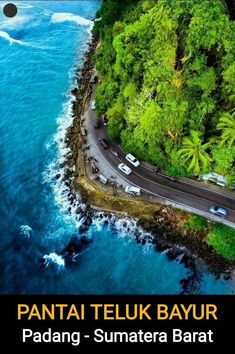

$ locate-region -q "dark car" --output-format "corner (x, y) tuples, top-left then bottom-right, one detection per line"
(103, 115), (108, 126)
(93, 118), (100, 129)
(99, 138), (109, 149)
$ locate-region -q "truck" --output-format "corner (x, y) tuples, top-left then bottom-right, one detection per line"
(98, 174), (108, 184)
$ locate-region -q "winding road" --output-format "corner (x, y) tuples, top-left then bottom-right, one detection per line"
(84, 85), (235, 228)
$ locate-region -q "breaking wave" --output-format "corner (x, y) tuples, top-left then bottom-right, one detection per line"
(0, 30), (26, 46)
(51, 12), (93, 29)
(42, 252), (65, 269)
(42, 95), (86, 231)
(0, 30), (51, 50)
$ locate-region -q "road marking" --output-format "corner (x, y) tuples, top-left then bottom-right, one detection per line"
(94, 144), (131, 185)
(180, 177), (235, 199)
(141, 163), (235, 201)
(93, 145), (235, 227)
(132, 170), (235, 212)
(93, 143), (235, 226)
(140, 163), (155, 172)
(112, 146), (235, 209)
(84, 89), (235, 225)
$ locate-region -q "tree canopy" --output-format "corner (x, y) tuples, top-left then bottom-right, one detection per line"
(93, 0), (235, 180)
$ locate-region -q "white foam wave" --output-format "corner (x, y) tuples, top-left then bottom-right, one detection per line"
(43, 252), (65, 269)
(0, 30), (53, 50)
(20, 225), (32, 238)
(162, 248), (170, 255)
(0, 30), (26, 45)
(91, 213), (154, 244)
(41, 9), (96, 232)
(114, 217), (153, 244)
(42, 95), (86, 230)
(51, 13), (93, 29)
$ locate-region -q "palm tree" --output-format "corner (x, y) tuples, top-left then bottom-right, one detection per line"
(217, 111), (235, 148)
(178, 130), (212, 175)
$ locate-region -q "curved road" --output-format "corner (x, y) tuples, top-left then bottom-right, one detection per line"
(85, 89), (235, 228)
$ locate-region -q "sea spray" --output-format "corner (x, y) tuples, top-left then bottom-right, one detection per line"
(42, 38), (92, 231)
(42, 252), (65, 270)
(20, 225), (33, 238)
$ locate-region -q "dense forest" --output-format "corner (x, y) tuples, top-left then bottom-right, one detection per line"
(93, 0), (235, 183)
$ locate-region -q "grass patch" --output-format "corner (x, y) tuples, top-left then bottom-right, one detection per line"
(187, 215), (208, 231)
(207, 224), (235, 260)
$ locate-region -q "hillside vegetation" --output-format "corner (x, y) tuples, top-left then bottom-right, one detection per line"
(93, 0), (235, 182)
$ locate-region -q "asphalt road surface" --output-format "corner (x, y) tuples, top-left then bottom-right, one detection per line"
(85, 88), (235, 228)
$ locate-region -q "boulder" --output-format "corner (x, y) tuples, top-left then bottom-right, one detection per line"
(71, 88), (78, 96)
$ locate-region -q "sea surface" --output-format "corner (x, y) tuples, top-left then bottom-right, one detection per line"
(0, 1), (234, 294)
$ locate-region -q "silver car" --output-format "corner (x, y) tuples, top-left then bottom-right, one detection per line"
(209, 206), (228, 218)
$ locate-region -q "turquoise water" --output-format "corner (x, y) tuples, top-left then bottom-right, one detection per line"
(0, 1), (234, 294)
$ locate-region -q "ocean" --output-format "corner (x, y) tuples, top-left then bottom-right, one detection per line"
(0, 1), (234, 294)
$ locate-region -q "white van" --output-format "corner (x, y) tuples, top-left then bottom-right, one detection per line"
(99, 174), (108, 184)
(91, 100), (96, 110)
(125, 185), (141, 196)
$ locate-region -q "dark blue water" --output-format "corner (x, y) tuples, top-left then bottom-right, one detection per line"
(0, 1), (234, 294)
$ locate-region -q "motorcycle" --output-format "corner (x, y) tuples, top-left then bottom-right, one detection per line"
(111, 149), (119, 157)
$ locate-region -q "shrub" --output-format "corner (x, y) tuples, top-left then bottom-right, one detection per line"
(207, 224), (235, 260)
(187, 215), (208, 231)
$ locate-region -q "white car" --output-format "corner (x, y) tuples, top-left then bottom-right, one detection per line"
(91, 100), (96, 110)
(125, 185), (141, 196)
(118, 163), (132, 175)
(125, 153), (140, 167)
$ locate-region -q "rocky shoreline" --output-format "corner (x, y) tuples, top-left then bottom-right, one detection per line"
(138, 208), (234, 280)
(60, 34), (234, 290)
(63, 35), (99, 181)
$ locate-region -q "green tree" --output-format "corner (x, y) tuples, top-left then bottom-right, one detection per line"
(222, 63), (235, 105)
(217, 111), (235, 147)
(94, 0), (235, 179)
(178, 131), (212, 175)
(212, 146), (235, 176)
(141, 0), (156, 12)
(107, 99), (125, 142)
